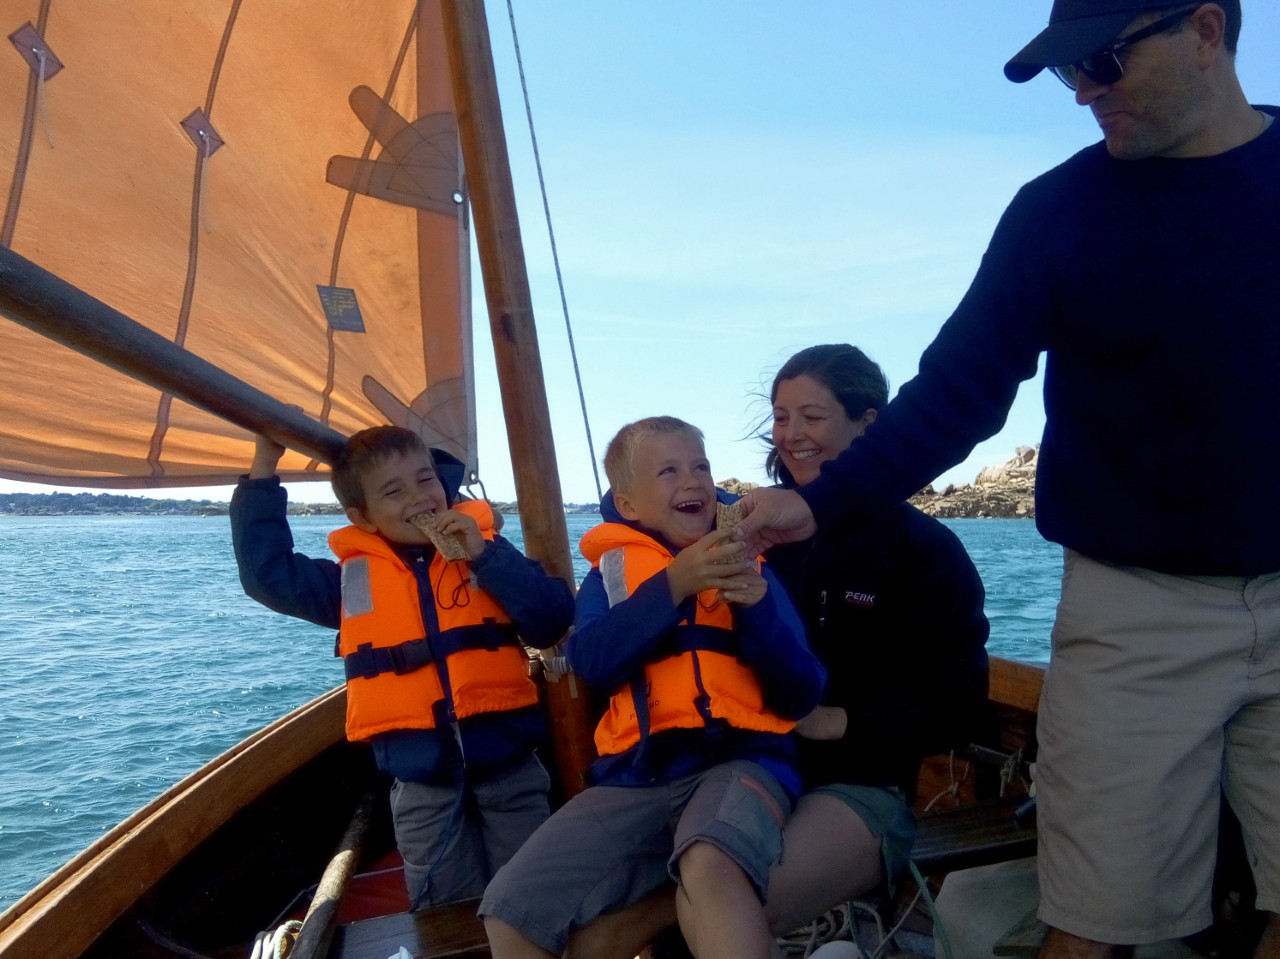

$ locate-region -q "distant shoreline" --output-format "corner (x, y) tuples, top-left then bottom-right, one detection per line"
(0, 491), (601, 517)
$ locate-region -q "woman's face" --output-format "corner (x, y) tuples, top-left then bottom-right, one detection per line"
(771, 374), (873, 485)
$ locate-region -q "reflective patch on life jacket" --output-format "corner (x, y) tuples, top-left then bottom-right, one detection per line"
(341, 556), (374, 617)
(601, 548), (628, 608)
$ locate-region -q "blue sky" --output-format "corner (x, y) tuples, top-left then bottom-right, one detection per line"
(5, 1), (1279, 504)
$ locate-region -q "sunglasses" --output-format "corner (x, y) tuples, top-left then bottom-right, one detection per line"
(1050, 6), (1199, 90)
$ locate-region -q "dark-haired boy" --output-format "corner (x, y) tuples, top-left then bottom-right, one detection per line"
(230, 426), (573, 908)
(481, 416), (825, 959)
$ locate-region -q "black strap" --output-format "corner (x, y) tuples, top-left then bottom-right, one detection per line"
(343, 620), (520, 681)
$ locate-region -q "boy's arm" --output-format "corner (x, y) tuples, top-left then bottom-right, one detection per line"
(564, 567), (681, 691)
(733, 564), (826, 720)
(469, 535), (575, 649)
(230, 474), (342, 629)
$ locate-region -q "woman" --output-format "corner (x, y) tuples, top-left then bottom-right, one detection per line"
(760, 343), (990, 934)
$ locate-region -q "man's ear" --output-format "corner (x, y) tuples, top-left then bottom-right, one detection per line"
(613, 489), (641, 521)
(346, 506), (378, 532)
(1192, 3), (1226, 65)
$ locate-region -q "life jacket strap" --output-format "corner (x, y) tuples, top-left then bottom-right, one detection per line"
(343, 621), (522, 681)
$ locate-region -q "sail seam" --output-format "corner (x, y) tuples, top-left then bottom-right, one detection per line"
(1, 1), (54, 249)
(146, 0), (243, 478)
(307, 4), (421, 472)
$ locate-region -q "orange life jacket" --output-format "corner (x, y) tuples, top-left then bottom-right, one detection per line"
(579, 522), (795, 757)
(330, 499), (539, 742)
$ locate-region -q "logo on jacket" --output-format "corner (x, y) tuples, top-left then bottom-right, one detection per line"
(843, 590), (876, 608)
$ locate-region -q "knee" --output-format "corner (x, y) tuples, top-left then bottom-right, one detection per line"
(677, 841), (751, 898)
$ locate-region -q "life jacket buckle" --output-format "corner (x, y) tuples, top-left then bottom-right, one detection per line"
(389, 637), (430, 675)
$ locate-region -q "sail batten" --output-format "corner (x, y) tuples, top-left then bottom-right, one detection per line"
(0, 0), (475, 488)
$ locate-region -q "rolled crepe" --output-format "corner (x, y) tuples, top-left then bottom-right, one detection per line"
(409, 511), (470, 562)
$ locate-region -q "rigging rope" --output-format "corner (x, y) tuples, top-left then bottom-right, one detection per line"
(505, 0), (603, 503)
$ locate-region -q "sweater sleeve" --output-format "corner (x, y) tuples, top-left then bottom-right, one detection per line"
(565, 567), (680, 692)
(734, 564), (827, 720)
(800, 186), (1051, 530)
(229, 476), (342, 628)
(469, 535), (575, 649)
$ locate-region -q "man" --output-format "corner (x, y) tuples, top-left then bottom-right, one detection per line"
(735, 3), (1279, 958)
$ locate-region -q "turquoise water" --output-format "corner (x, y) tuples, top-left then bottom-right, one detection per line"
(0, 513), (1058, 908)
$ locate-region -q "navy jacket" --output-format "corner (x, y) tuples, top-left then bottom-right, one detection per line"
(767, 500), (989, 800)
(229, 475), (574, 783)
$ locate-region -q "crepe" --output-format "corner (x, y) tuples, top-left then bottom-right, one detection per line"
(716, 500), (744, 532)
(408, 511), (470, 562)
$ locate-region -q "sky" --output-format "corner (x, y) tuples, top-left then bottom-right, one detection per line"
(4, 1), (1280, 505)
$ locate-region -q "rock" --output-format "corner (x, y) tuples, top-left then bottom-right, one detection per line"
(909, 446), (1037, 519)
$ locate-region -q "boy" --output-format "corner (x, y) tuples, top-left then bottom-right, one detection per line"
(480, 416), (826, 959)
(230, 426), (574, 908)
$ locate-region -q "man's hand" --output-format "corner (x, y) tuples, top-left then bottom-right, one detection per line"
(793, 705), (847, 741)
(249, 434), (286, 479)
(434, 508), (487, 561)
(731, 487), (818, 554)
(666, 528), (751, 605)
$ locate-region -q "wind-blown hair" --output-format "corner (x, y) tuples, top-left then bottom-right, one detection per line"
(764, 344), (889, 485)
(604, 416), (705, 495)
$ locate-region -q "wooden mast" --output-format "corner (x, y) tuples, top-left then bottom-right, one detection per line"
(439, 0), (595, 796)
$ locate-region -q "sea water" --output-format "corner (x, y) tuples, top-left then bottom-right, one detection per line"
(0, 513), (1060, 907)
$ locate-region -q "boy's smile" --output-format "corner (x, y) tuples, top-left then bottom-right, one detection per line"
(346, 449), (447, 546)
(613, 432), (716, 550)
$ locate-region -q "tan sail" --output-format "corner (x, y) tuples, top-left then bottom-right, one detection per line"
(0, 0), (474, 487)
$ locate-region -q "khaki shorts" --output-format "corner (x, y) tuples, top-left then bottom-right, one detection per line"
(1036, 550), (1280, 943)
(478, 759), (790, 955)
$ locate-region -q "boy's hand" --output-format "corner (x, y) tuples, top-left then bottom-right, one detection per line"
(718, 567), (767, 608)
(433, 508), (486, 561)
(249, 434), (285, 479)
(666, 528), (751, 605)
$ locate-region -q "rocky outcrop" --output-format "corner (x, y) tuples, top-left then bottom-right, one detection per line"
(909, 446), (1037, 519)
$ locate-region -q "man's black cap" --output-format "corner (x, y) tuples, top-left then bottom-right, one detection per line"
(1005, 0), (1183, 81)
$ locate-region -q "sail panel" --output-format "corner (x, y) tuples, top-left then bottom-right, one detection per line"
(0, 0), (474, 487)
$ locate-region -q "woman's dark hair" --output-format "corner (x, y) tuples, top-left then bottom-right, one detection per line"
(764, 344), (889, 484)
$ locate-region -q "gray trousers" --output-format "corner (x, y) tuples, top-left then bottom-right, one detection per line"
(391, 752), (551, 909)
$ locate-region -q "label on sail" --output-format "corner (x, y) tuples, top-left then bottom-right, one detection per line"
(0, 0), (475, 488)
(317, 286), (367, 334)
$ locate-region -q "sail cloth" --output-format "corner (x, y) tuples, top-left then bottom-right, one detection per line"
(0, 0), (475, 488)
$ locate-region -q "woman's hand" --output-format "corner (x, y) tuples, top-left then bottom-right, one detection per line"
(434, 508), (487, 561)
(793, 705), (847, 741)
(666, 528), (751, 605)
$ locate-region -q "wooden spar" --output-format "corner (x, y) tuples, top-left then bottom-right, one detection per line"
(288, 793), (374, 959)
(0, 245), (346, 465)
(440, 0), (597, 796)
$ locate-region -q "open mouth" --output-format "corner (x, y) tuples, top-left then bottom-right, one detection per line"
(788, 449), (820, 462)
(673, 500), (704, 514)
